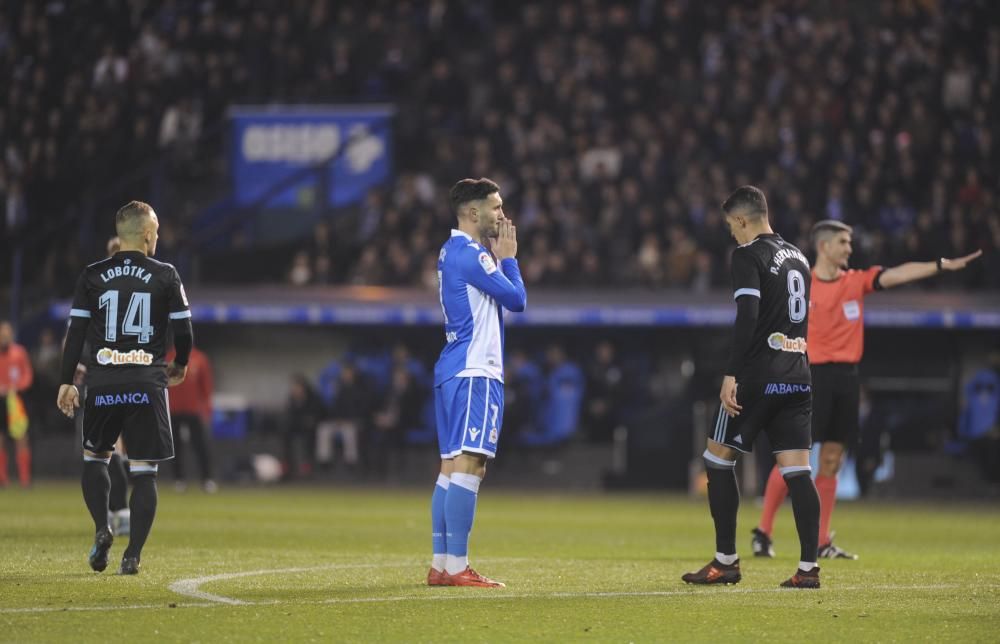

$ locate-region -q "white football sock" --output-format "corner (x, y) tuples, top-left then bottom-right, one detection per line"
(799, 561), (817, 572)
(445, 555), (469, 575)
(715, 552), (739, 566)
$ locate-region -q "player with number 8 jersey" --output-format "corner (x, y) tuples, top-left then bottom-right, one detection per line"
(683, 186), (821, 589)
(726, 228), (811, 388)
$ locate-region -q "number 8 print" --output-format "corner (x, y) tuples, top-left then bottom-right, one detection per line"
(787, 269), (806, 323)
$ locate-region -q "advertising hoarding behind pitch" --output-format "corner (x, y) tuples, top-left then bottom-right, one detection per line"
(229, 105), (393, 207)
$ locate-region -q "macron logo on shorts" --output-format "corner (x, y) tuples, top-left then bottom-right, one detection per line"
(94, 392), (151, 406)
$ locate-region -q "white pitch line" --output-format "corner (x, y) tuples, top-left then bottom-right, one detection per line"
(5, 554), (997, 618)
(168, 562), (997, 607)
(2, 582), (995, 615)
(166, 562), (416, 605)
(0, 602), (214, 614)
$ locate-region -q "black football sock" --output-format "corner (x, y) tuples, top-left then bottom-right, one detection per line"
(123, 474), (158, 560)
(783, 468), (820, 564)
(81, 460), (111, 532)
(108, 453), (129, 512)
(704, 450), (740, 557)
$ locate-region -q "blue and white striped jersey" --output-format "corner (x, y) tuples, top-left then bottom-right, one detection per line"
(434, 229), (527, 386)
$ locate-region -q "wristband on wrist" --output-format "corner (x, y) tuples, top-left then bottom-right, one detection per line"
(936, 257), (944, 271)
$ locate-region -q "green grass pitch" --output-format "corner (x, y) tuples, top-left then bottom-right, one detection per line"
(1, 483), (998, 642)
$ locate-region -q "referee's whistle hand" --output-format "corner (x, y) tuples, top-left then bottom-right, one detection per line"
(719, 376), (742, 417)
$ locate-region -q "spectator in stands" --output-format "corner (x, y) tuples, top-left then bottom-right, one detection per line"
(503, 349), (543, 444)
(3, 1), (997, 297)
(957, 347), (1000, 484)
(288, 250), (312, 286)
(29, 327), (61, 433)
(316, 363), (371, 469)
(518, 344), (584, 447)
(167, 346), (217, 493)
(583, 341), (626, 443)
(369, 365), (425, 479)
(284, 373), (325, 481)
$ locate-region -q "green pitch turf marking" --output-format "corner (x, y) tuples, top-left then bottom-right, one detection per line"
(3, 484), (998, 642)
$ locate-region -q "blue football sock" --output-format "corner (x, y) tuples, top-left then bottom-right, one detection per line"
(431, 474), (449, 570)
(445, 473), (481, 574)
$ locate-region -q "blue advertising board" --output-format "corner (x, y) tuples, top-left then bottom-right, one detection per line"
(229, 105), (393, 207)
(49, 300), (1000, 329)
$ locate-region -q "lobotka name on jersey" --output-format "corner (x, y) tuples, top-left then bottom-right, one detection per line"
(100, 264), (153, 284)
(769, 247), (808, 275)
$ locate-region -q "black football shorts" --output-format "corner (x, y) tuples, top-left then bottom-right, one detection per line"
(710, 380), (812, 453)
(82, 383), (174, 461)
(810, 363), (861, 446)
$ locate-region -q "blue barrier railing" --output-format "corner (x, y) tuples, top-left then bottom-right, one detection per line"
(49, 298), (1000, 328)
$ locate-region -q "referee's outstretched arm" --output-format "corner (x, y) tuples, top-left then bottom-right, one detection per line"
(876, 249), (982, 289)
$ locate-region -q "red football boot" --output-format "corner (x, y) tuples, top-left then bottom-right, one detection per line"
(427, 567), (449, 586)
(446, 567), (506, 588)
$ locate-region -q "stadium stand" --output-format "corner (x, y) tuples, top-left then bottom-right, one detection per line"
(1, 0), (998, 298)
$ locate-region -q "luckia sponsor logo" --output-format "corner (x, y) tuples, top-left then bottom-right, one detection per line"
(767, 333), (807, 353)
(96, 348), (154, 366)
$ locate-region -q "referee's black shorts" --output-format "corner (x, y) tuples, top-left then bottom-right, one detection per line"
(810, 362), (861, 447)
(82, 383), (174, 461)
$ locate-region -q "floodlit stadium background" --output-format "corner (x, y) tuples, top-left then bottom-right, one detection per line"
(2, 1), (999, 497)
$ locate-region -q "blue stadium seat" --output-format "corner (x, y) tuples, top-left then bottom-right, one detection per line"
(404, 399), (438, 445)
(348, 352), (393, 393)
(519, 361), (585, 447)
(316, 362), (342, 407)
(949, 369), (1000, 454)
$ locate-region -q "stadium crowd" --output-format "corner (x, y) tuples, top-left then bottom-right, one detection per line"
(2, 0), (999, 297)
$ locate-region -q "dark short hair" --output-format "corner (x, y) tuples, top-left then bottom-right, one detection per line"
(811, 219), (852, 247)
(449, 178), (500, 214)
(721, 185), (768, 219)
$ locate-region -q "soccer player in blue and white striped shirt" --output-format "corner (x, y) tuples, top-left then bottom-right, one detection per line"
(427, 178), (526, 588)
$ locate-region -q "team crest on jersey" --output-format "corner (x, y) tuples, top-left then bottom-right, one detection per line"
(489, 427), (498, 444)
(478, 252), (497, 274)
(767, 333), (807, 353)
(96, 348), (154, 366)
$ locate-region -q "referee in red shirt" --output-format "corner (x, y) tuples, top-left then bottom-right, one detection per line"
(166, 346), (216, 492)
(751, 220), (981, 560)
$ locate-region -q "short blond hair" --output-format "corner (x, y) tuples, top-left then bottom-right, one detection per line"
(115, 201), (154, 240)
